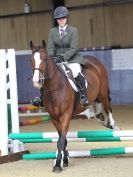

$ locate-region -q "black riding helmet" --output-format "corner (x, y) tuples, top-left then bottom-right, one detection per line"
(54, 6), (69, 19)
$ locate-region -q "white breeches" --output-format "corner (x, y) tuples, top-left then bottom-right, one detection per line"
(66, 62), (82, 78)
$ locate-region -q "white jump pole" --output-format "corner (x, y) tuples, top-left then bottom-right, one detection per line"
(0, 49), (8, 155)
(7, 49), (19, 133)
(7, 49), (20, 152)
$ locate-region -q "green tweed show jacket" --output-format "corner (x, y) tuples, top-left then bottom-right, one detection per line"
(47, 25), (85, 65)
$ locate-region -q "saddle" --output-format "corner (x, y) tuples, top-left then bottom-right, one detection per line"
(59, 63), (88, 92)
(53, 55), (89, 106)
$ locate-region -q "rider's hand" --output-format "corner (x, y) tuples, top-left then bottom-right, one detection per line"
(54, 55), (64, 63)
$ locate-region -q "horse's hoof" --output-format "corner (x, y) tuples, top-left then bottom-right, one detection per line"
(53, 166), (62, 173)
(63, 163), (68, 167)
(114, 127), (120, 130)
(109, 125), (120, 130)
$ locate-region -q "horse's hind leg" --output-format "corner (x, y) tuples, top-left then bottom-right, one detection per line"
(103, 99), (120, 130)
(107, 110), (119, 130)
(95, 101), (119, 130)
(95, 102), (111, 128)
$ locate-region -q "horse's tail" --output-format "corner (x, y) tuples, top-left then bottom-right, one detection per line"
(108, 88), (111, 102)
(108, 88), (113, 112)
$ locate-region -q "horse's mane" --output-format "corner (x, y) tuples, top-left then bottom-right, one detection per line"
(48, 56), (67, 80)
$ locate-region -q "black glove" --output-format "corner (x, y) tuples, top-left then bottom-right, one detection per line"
(54, 55), (64, 63)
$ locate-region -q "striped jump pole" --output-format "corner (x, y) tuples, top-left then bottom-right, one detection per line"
(20, 137), (133, 143)
(9, 130), (133, 140)
(23, 146), (133, 160)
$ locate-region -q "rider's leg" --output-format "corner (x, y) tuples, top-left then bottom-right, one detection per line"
(31, 87), (44, 107)
(75, 73), (89, 106)
(67, 63), (89, 107)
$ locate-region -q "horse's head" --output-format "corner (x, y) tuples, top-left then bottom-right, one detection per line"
(30, 40), (47, 89)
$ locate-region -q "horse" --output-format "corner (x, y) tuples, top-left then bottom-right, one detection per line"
(30, 40), (119, 172)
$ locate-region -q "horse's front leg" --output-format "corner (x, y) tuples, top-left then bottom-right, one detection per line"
(52, 111), (72, 172)
(63, 138), (69, 167)
(53, 133), (67, 172)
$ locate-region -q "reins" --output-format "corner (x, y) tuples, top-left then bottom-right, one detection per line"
(38, 57), (64, 92)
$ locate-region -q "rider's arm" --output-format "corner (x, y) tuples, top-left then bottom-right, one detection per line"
(47, 29), (55, 56)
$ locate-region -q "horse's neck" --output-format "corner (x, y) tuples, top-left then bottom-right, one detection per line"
(44, 58), (63, 87)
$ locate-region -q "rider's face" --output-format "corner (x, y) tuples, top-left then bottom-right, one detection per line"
(56, 17), (67, 27)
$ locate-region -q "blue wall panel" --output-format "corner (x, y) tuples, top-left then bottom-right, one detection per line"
(16, 55), (39, 104)
(110, 70), (133, 104)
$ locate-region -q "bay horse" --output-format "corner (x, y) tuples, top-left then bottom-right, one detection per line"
(30, 40), (119, 172)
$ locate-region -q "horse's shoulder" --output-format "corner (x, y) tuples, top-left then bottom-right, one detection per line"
(50, 27), (58, 33)
(67, 25), (77, 32)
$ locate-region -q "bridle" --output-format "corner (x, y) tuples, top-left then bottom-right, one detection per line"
(32, 56), (59, 91)
(32, 58), (48, 87)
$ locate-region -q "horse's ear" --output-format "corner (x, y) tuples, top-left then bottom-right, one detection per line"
(42, 40), (46, 49)
(30, 40), (34, 49)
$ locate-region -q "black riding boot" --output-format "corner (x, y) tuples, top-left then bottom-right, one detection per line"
(31, 87), (44, 107)
(75, 73), (89, 107)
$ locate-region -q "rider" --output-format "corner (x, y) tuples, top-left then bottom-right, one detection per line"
(32, 6), (89, 107)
